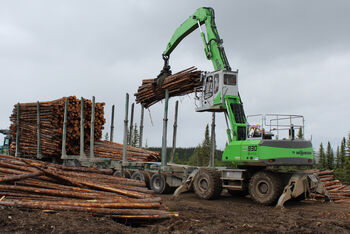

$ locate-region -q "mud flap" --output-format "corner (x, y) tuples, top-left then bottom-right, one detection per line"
(276, 173), (330, 208)
(173, 169), (199, 198)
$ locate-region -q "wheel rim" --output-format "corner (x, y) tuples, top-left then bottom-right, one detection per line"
(153, 177), (161, 190)
(257, 181), (269, 195)
(198, 178), (209, 192)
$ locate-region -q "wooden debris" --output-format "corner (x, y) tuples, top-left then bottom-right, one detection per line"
(311, 169), (350, 202)
(134, 67), (202, 108)
(7, 97), (160, 162)
(9, 96), (106, 158)
(0, 154), (177, 220)
(93, 140), (160, 162)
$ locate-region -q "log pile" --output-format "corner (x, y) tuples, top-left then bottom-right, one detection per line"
(9, 96), (105, 158)
(93, 140), (161, 162)
(0, 154), (177, 220)
(135, 67), (202, 108)
(310, 169), (350, 203)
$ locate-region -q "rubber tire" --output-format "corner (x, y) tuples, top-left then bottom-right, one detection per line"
(150, 173), (170, 194)
(113, 170), (123, 177)
(193, 168), (222, 200)
(131, 171), (145, 181)
(249, 171), (283, 205)
(142, 171), (151, 189)
(123, 170), (131, 179)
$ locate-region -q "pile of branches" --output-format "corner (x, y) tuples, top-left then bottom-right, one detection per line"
(92, 141), (161, 162)
(135, 67), (202, 108)
(310, 169), (350, 203)
(0, 154), (177, 220)
(9, 96), (105, 158)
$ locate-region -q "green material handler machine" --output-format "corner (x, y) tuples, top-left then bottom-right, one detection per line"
(154, 7), (326, 206)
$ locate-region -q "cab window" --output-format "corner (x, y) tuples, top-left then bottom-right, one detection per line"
(224, 74), (236, 85)
(214, 74), (219, 94)
(204, 76), (213, 99)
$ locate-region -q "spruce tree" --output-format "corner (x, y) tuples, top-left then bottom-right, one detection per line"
(340, 137), (346, 169)
(318, 143), (326, 169)
(335, 146), (340, 169)
(347, 133), (350, 159)
(188, 124), (211, 166)
(326, 141), (334, 170)
(297, 127), (303, 139)
(131, 123), (139, 147)
(344, 133), (350, 184)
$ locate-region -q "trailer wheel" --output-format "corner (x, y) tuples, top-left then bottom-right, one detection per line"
(113, 170), (131, 178)
(150, 173), (170, 194)
(113, 170), (123, 177)
(142, 171), (151, 188)
(131, 171), (145, 181)
(193, 168), (222, 200)
(124, 170), (132, 179)
(249, 171), (282, 205)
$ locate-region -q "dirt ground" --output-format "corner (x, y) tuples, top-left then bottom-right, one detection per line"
(0, 191), (349, 234)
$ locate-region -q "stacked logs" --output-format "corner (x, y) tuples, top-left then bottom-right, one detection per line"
(8, 96), (105, 158)
(135, 67), (202, 108)
(310, 169), (350, 203)
(0, 154), (178, 220)
(93, 140), (161, 162)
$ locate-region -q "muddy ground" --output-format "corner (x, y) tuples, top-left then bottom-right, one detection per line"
(0, 191), (349, 233)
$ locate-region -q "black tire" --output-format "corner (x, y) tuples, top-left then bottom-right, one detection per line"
(249, 171), (283, 205)
(142, 171), (151, 188)
(131, 171), (145, 181)
(193, 168), (222, 200)
(150, 173), (170, 194)
(113, 170), (123, 177)
(124, 170), (131, 179)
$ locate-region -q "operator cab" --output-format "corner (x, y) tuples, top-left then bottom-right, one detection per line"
(195, 70), (238, 112)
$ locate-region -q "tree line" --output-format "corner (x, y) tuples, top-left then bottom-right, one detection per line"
(316, 134), (350, 184)
(148, 124), (225, 166)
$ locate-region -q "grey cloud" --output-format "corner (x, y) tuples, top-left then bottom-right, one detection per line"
(0, 0), (349, 150)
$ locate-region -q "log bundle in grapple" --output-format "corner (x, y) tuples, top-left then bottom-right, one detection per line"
(9, 96), (106, 158)
(0, 154), (178, 220)
(134, 67), (202, 108)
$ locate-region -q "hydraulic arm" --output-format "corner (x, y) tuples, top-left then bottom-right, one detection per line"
(157, 7), (246, 142)
(157, 7), (231, 82)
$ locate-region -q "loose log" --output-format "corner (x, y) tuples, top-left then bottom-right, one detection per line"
(0, 200), (177, 217)
(0, 171), (42, 183)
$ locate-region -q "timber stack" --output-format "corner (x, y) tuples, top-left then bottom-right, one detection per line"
(93, 140), (161, 162)
(7, 96), (160, 162)
(0, 154), (178, 220)
(9, 96), (105, 158)
(310, 169), (350, 203)
(135, 67), (202, 108)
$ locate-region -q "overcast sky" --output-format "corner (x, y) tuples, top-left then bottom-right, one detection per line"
(1, 0), (349, 151)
